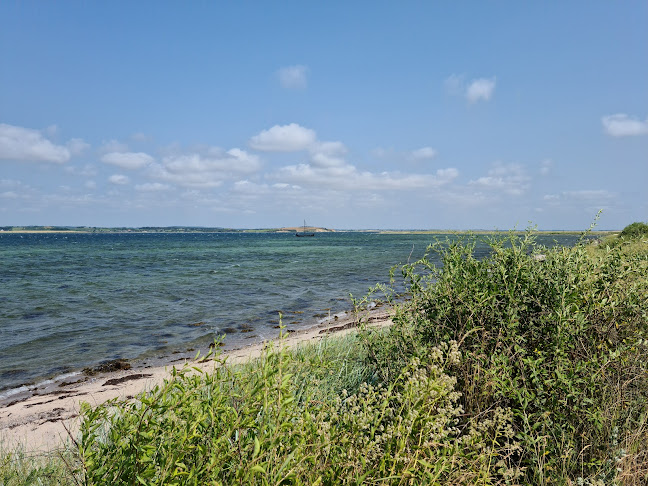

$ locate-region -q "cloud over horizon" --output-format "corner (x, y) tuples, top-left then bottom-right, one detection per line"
(0, 123), (78, 164)
(149, 147), (261, 188)
(249, 123), (317, 152)
(601, 114), (648, 137)
(468, 163), (530, 196)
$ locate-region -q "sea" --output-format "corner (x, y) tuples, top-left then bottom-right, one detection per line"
(0, 231), (585, 399)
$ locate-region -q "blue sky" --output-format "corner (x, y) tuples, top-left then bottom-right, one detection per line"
(1, 1), (646, 230)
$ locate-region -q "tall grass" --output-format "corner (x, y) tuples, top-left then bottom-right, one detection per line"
(0, 445), (76, 486)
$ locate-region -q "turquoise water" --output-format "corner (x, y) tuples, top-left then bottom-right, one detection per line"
(0, 231), (583, 394)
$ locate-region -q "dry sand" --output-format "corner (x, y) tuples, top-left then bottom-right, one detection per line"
(0, 309), (392, 454)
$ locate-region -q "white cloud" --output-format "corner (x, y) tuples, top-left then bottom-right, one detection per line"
(279, 163), (459, 191)
(466, 77), (496, 103)
(277, 139), (458, 191)
(150, 147), (261, 188)
(135, 182), (171, 192)
(411, 147), (437, 160)
(277, 65), (308, 89)
(469, 163), (530, 196)
(445, 75), (497, 103)
(270, 135), (456, 192)
(85, 180), (97, 189)
(601, 114), (648, 137)
(249, 123), (316, 152)
(109, 174), (130, 185)
(102, 151), (155, 170)
(0, 123), (72, 163)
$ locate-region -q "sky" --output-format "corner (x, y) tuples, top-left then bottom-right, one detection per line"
(1, 1), (646, 230)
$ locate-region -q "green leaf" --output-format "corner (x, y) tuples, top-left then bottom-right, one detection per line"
(253, 436), (260, 458)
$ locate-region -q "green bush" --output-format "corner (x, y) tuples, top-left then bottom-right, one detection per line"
(76, 335), (521, 485)
(620, 222), (648, 239)
(365, 230), (648, 484)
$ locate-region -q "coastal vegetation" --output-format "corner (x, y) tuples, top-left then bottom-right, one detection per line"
(1, 225), (646, 484)
(619, 221), (648, 239)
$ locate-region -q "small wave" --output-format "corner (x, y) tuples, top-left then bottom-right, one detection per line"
(0, 385), (29, 401)
(0, 370), (83, 403)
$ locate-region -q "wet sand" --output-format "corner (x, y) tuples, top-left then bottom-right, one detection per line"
(0, 308), (392, 453)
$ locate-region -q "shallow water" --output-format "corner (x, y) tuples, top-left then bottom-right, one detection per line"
(0, 231), (583, 393)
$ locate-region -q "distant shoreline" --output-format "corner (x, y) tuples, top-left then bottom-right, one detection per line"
(1, 226), (618, 236)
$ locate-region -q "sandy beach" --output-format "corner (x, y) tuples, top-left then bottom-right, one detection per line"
(0, 308), (392, 454)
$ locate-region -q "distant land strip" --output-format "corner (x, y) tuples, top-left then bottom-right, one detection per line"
(1, 226), (618, 235)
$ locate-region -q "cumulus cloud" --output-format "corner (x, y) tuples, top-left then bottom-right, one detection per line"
(411, 147), (438, 160)
(0, 123), (73, 163)
(277, 163), (458, 191)
(466, 77), (496, 103)
(601, 114), (648, 137)
(277, 65), (308, 89)
(101, 151), (155, 170)
(249, 123), (317, 152)
(445, 75), (496, 103)
(259, 129), (455, 192)
(150, 147), (261, 188)
(276, 138), (458, 191)
(469, 163), (530, 196)
(109, 174), (129, 185)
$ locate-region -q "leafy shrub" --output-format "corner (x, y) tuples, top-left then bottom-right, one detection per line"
(77, 336), (520, 484)
(365, 229), (648, 484)
(620, 221), (648, 239)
